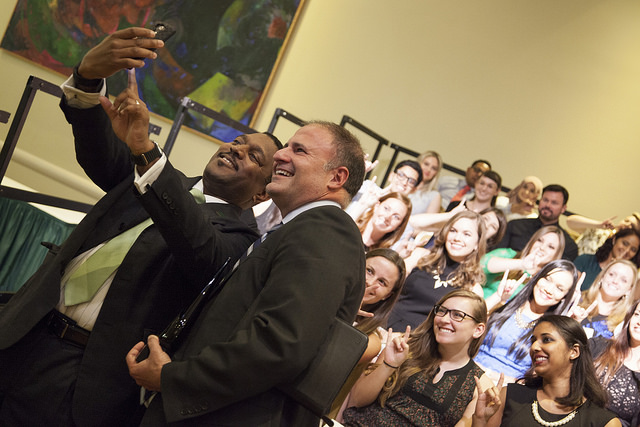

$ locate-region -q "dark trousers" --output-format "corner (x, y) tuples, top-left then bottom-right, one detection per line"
(0, 317), (83, 427)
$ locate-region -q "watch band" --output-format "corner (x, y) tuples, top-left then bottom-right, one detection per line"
(132, 141), (163, 166)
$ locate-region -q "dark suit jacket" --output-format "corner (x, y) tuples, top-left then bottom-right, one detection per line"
(141, 205), (366, 426)
(0, 102), (258, 426)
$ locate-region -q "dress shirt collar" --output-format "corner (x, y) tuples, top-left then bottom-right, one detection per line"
(281, 200), (341, 224)
(193, 179), (228, 205)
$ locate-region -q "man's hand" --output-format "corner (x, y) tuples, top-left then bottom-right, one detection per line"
(126, 335), (171, 392)
(99, 69), (153, 157)
(78, 27), (162, 80)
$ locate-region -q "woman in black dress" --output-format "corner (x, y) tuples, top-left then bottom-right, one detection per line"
(473, 315), (621, 427)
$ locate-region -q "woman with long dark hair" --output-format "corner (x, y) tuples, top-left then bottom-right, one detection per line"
(481, 225), (565, 307)
(328, 248), (407, 421)
(472, 315), (620, 426)
(475, 259), (581, 383)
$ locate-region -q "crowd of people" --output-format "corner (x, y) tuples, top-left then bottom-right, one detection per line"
(332, 145), (639, 426)
(0, 26), (638, 427)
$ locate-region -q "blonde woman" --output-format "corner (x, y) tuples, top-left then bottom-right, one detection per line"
(569, 259), (638, 338)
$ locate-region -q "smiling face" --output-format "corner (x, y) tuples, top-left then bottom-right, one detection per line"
(538, 191), (566, 224)
(517, 180), (541, 207)
(445, 217), (480, 262)
(362, 256), (400, 305)
(531, 269), (573, 311)
(465, 162), (490, 187)
(433, 296), (485, 349)
(473, 175), (500, 203)
(371, 197), (409, 235)
(203, 133), (278, 209)
(266, 125), (338, 216)
(611, 233), (640, 261)
(529, 321), (578, 379)
(599, 262), (635, 301)
(389, 166), (420, 195)
(420, 155), (440, 183)
(528, 232), (561, 265)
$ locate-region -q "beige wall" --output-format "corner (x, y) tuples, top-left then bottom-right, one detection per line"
(2, 0), (639, 221)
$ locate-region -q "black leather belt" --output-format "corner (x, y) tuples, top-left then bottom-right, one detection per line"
(47, 310), (90, 348)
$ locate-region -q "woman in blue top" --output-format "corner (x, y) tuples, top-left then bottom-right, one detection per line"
(475, 259), (581, 383)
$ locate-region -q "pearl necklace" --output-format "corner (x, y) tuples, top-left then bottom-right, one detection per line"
(531, 401), (578, 427)
(515, 306), (536, 329)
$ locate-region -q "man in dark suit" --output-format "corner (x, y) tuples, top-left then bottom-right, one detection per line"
(0, 28), (280, 426)
(126, 122), (367, 425)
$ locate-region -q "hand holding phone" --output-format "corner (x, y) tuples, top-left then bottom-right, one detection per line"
(134, 22), (175, 60)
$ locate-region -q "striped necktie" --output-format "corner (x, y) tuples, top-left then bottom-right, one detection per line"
(64, 186), (206, 306)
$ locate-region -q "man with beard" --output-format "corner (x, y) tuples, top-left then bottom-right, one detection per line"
(498, 184), (578, 260)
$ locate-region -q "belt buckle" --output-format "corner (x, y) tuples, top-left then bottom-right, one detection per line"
(59, 321), (70, 339)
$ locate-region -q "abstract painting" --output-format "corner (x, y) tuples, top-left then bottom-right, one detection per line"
(2, 0), (305, 141)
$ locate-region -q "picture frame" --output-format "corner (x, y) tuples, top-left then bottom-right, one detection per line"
(1, 0), (306, 141)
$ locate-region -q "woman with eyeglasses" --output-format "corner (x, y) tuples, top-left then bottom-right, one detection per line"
(356, 192), (412, 251)
(472, 315), (620, 427)
(387, 211), (486, 331)
(342, 290), (494, 427)
(345, 160), (422, 220)
(474, 260), (581, 384)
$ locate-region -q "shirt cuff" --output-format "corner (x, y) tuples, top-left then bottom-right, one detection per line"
(134, 153), (168, 194)
(60, 74), (107, 109)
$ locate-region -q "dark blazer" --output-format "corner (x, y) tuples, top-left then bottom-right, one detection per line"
(0, 102), (258, 426)
(141, 205), (366, 426)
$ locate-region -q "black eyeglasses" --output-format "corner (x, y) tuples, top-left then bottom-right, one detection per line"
(433, 305), (478, 322)
(394, 170), (418, 187)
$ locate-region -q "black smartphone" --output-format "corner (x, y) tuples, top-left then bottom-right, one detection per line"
(135, 22), (175, 59)
(151, 22), (176, 46)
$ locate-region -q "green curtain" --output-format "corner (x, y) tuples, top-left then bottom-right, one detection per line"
(0, 197), (76, 292)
